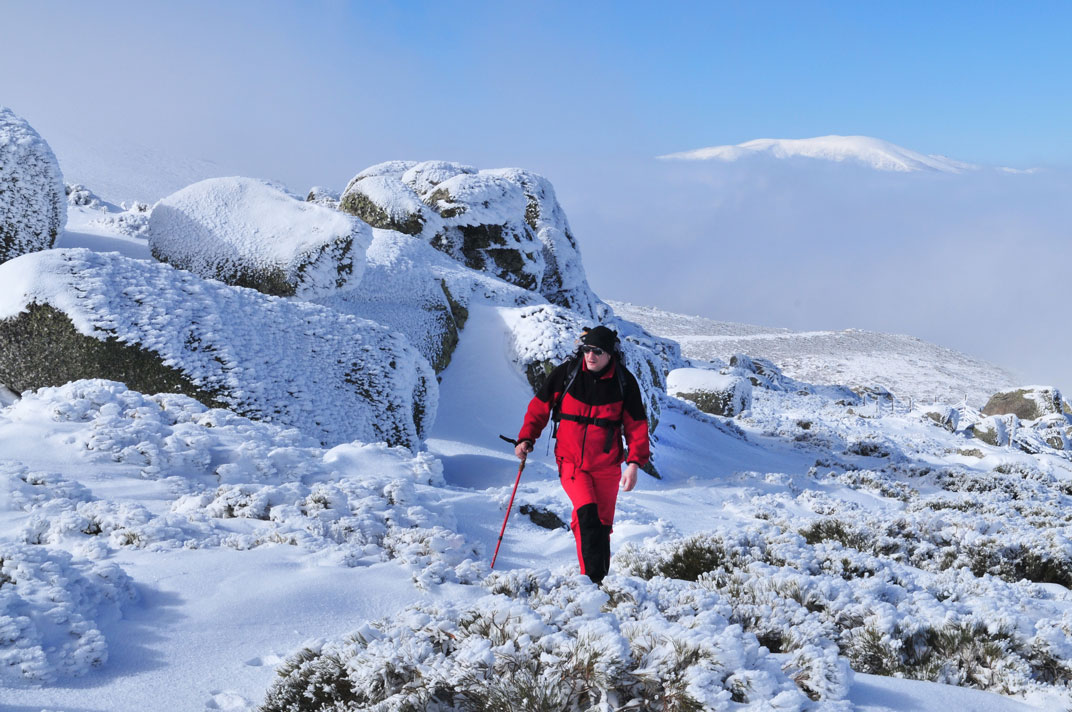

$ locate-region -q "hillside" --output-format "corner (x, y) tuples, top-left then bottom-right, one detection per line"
(611, 300), (1019, 408)
(3, 165), (1072, 711)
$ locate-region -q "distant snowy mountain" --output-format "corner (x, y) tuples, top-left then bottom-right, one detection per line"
(658, 135), (979, 173)
(611, 301), (1018, 407)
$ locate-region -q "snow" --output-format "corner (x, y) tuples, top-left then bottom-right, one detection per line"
(658, 135), (980, 174)
(0, 106), (66, 262)
(0, 249), (436, 449)
(4, 170), (1072, 711)
(613, 301), (1018, 408)
(148, 177), (371, 298)
(341, 160), (605, 319)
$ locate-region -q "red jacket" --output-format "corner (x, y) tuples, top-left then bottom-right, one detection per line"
(518, 356), (650, 470)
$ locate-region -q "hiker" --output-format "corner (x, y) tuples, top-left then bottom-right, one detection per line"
(514, 325), (650, 584)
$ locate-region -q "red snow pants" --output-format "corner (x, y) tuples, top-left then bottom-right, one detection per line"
(558, 459), (620, 582)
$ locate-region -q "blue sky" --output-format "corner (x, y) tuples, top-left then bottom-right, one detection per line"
(4, 0), (1070, 183)
(2, 1), (1070, 387)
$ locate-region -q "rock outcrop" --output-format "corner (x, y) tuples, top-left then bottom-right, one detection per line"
(148, 178), (370, 299)
(339, 161), (603, 318)
(982, 387), (1066, 422)
(666, 368), (753, 417)
(313, 231), (538, 373)
(0, 107), (66, 264)
(0, 249), (436, 449)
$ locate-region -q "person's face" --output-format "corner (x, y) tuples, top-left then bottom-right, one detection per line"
(582, 345), (612, 371)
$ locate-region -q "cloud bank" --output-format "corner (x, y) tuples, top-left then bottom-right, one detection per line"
(560, 156), (1072, 392)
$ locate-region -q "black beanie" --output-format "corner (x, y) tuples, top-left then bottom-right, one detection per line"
(581, 325), (618, 353)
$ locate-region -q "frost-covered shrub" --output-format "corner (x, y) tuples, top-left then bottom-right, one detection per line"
(0, 250), (436, 448)
(617, 527), (1072, 697)
(843, 436), (896, 459)
(0, 107), (65, 264)
(261, 572), (828, 712)
(1, 381), (480, 586)
(666, 368), (752, 417)
(0, 544), (135, 683)
(149, 177), (371, 298)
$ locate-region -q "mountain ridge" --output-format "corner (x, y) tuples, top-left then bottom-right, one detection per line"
(658, 134), (980, 173)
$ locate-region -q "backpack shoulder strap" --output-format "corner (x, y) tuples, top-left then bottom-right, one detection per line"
(551, 354), (584, 425)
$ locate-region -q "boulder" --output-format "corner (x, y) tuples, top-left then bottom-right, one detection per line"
(666, 368), (753, 417)
(970, 415), (1017, 447)
(148, 177), (370, 299)
(921, 406), (960, 432)
(0, 107), (66, 264)
(314, 230), (538, 373)
(338, 175), (428, 235)
(729, 353), (790, 390)
(338, 161), (603, 319)
(1032, 414), (1070, 451)
(982, 386), (1065, 422)
(305, 186), (339, 209)
(0, 249), (436, 449)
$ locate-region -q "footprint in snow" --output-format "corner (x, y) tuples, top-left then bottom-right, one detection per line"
(245, 654), (286, 667)
(206, 690), (251, 710)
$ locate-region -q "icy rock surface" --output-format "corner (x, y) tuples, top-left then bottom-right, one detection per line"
(0, 249), (435, 448)
(313, 229), (539, 373)
(148, 177), (370, 298)
(0, 106), (66, 264)
(982, 386), (1068, 422)
(667, 367), (753, 417)
(340, 160), (604, 318)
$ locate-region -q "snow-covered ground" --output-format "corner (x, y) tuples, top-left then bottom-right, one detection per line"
(3, 201), (1072, 711)
(611, 300), (1019, 409)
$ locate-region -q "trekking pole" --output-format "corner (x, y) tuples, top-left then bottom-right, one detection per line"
(492, 435), (526, 570)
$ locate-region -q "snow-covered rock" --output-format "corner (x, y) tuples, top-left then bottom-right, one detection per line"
(147, 177), (370, 298)
(340, 161), (603, 318)
(304, 185), (339, 209)
(667, 367), (753, 417)
(0, 249), (435, 448)
(0, 107), (66, 264)
(313, 230), (538, 372)
(970, 414), (1016, 447)
(982, 386), (1067, 422)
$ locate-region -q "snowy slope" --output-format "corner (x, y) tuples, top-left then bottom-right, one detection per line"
(658, 135), (978, 173)
(6, 182), (1072, 712)
(611, 300), (1018, 408)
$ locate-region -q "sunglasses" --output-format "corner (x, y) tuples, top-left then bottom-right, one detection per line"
(581, 346), (605, 356)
